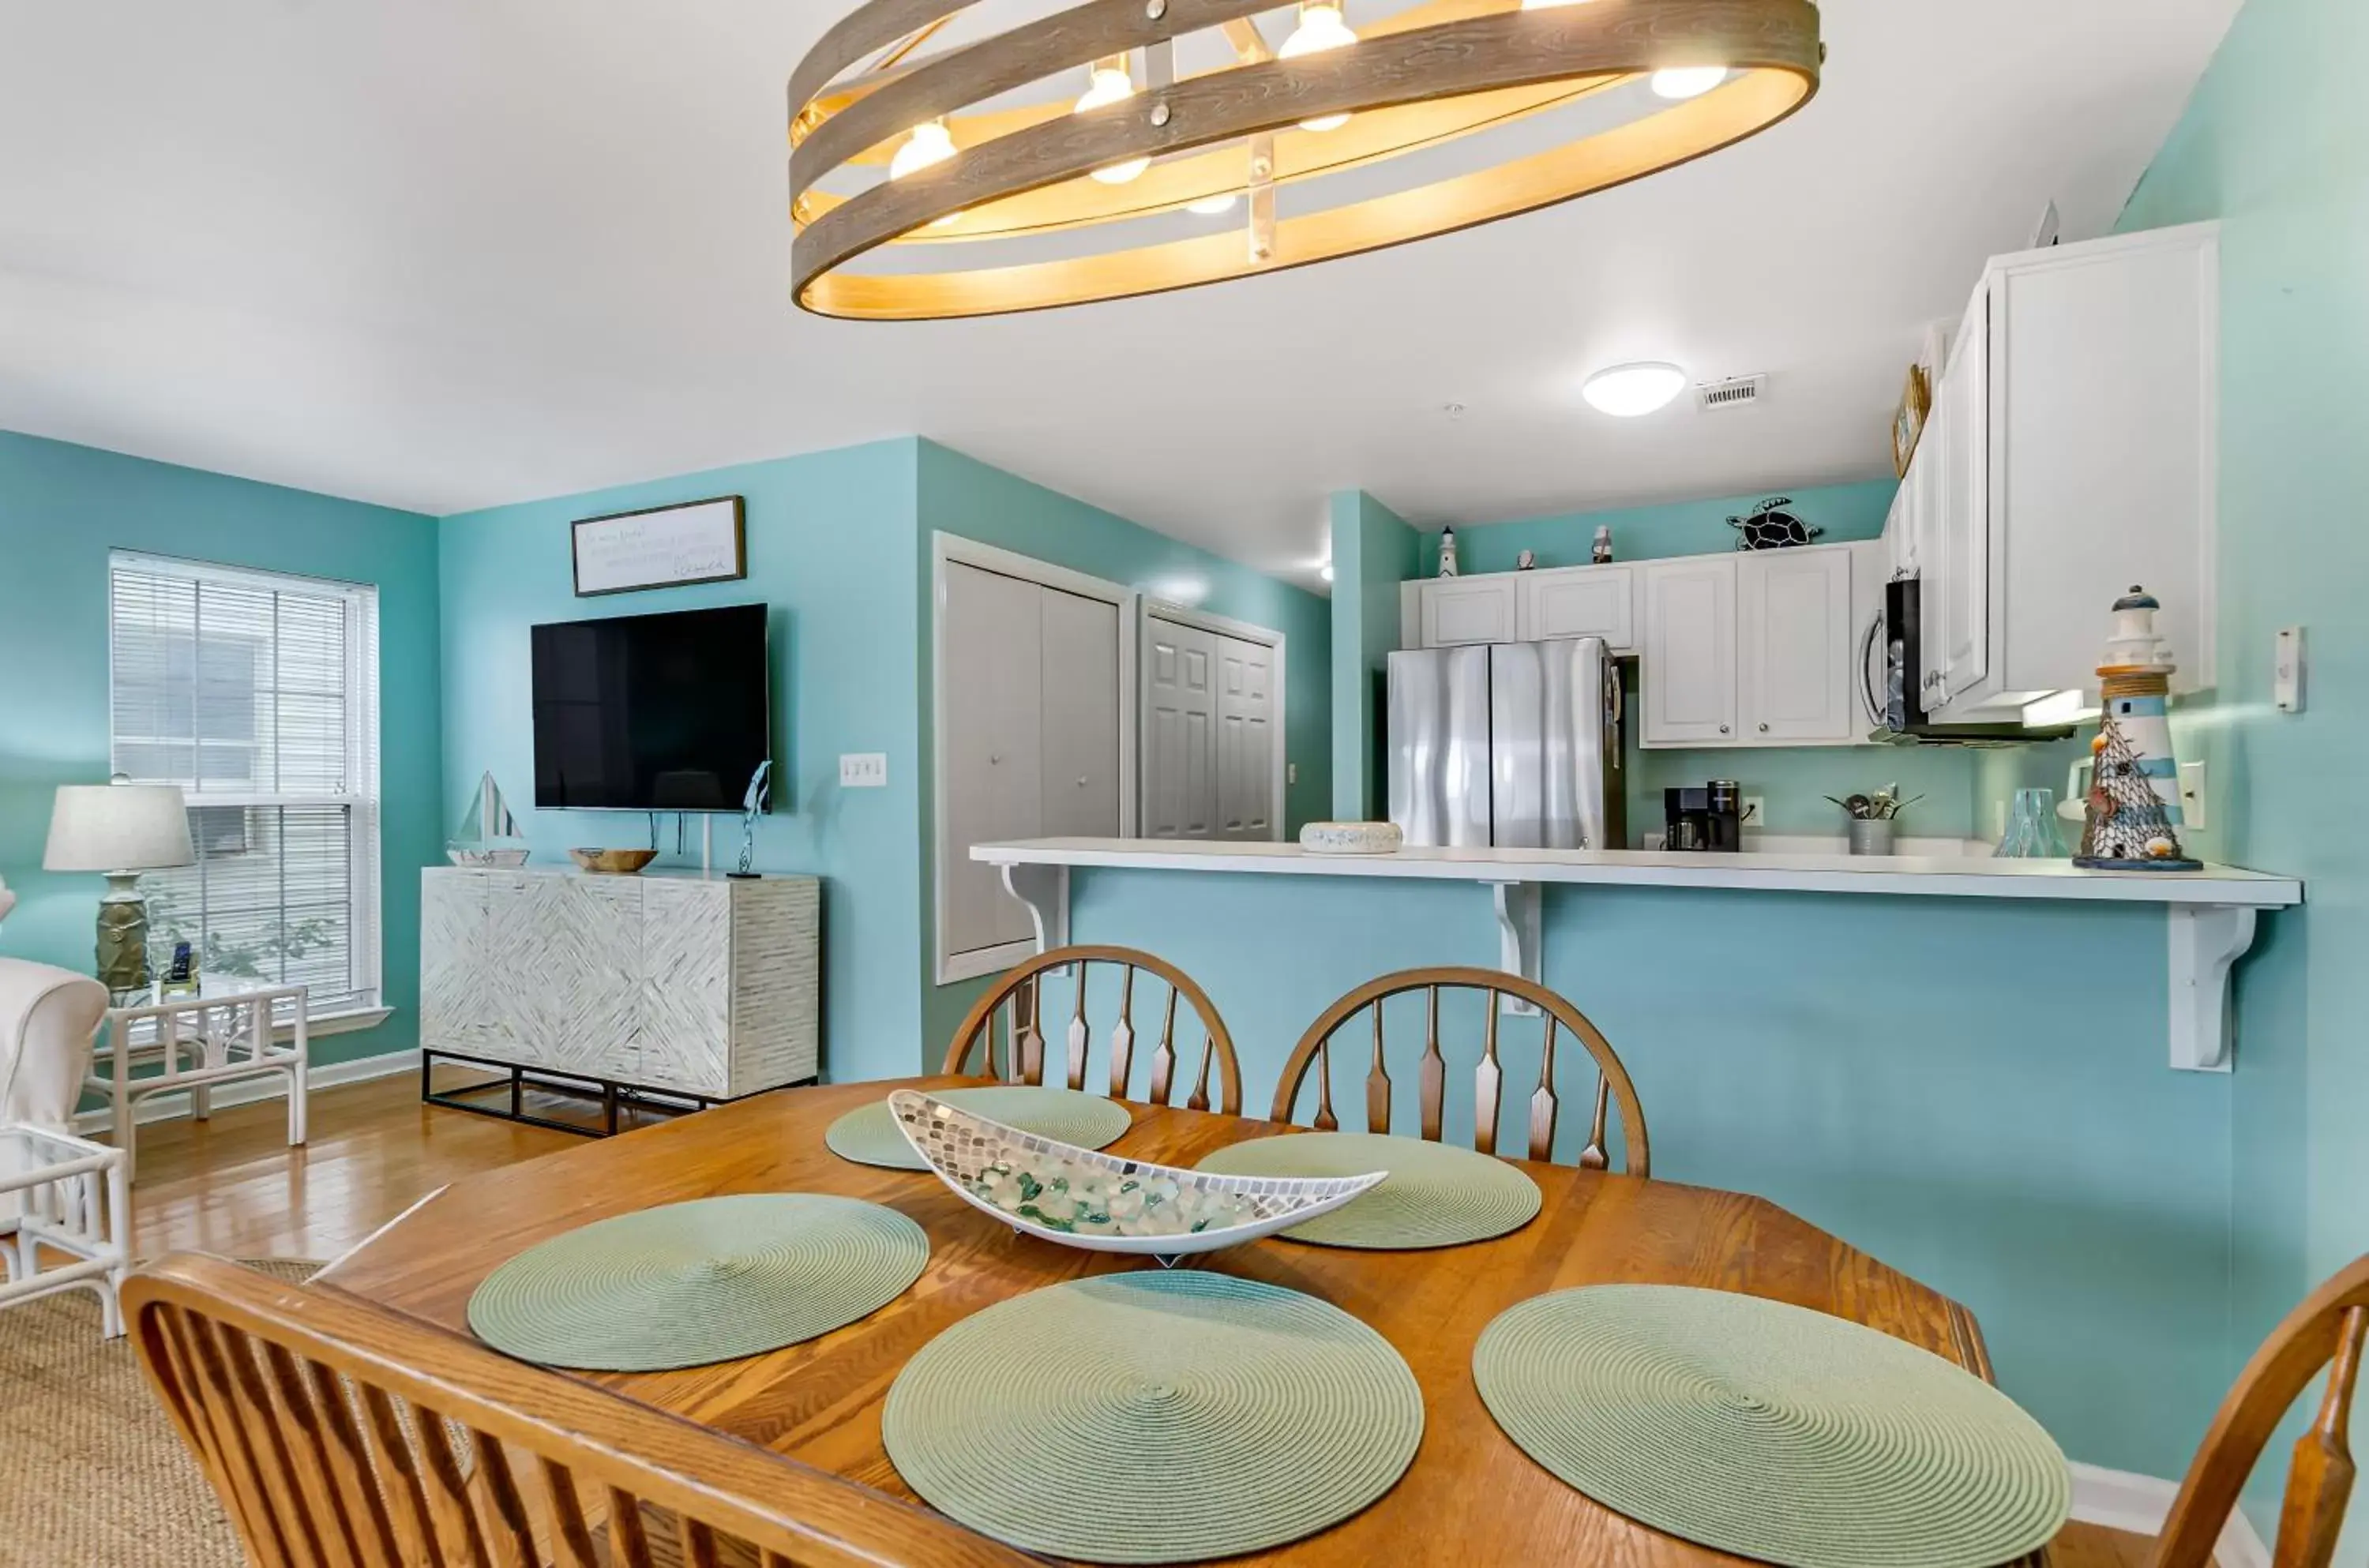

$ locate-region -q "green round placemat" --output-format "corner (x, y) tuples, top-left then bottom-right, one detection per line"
(824, 1085), (1132, 1171)
(467, 1194), (928, 1372)
(884, 1271), (1422, 1564)
(1473, 1285), (2071, 1568)
(1195, 1132), (1541, 1248)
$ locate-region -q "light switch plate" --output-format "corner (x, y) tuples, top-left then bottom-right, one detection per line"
(2275, 627), (2305, 713)
(2179, 760), (2208, 831)
(839, 752), (888, 788)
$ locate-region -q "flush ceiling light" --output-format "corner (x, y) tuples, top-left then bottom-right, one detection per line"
(1582, 362), (1688, 416)
(789, 0), (1819, 321)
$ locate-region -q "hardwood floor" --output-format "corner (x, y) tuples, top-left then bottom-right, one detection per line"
(119, 1075), (2168, 1568)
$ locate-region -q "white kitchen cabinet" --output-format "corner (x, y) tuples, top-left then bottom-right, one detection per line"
(1418, 576), (1519, 647)
(1919, 223), (2217, 715)
(1517, 564), (1635, 650)
(1740, 546), (1855, 742)
(1641, 557), (1737, 746)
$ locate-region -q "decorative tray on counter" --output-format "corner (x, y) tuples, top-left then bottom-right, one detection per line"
(888, 1089), (1385, 1264)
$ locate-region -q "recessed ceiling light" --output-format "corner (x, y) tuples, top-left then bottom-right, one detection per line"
(1651, 66), (1729, 99)
(1582, 362), (1688, 417)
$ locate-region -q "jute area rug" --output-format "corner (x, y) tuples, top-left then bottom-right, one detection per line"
(0, 1261), (317, 1568)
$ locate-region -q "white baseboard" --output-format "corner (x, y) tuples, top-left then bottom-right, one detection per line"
(72, 1048), (419, 1136)
(2070, 1461), (2268, 1568)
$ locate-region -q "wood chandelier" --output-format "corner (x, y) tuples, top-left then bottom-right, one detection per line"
(789, 0), (1823, 321)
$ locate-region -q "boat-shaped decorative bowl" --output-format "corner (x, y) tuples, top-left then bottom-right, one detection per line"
(889, 1089), (1385, 1265)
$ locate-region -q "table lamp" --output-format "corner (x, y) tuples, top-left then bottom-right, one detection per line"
(43, 777), (196, 1000)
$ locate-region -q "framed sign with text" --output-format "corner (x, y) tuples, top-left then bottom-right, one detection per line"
(572, 496), (747, 596)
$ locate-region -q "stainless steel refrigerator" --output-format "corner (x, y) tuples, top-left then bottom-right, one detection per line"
(1387, 637), (1626, 850)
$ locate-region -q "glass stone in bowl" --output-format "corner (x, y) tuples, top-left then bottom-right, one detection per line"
(889, 1090), (1386, 1264)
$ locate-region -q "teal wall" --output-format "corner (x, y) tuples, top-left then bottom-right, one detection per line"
(912, 441), (1332, 1056)
(1429, 478), (1901, 576)
(2116, 0), (2369, 1534)
(438, 440), (930, 1085)
(0, 431), (441, 1068)
(1327, 491), (1417, 820)
(1064, 866), (2234, 1480)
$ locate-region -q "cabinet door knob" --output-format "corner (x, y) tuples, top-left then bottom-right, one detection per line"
(1758, 722), (1770, 733)
(1718, 725), (1730, 735)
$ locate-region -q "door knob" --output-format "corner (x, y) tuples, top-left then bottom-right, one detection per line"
(1076, 776), (1088, 787)
(989, 753), (1002, 765)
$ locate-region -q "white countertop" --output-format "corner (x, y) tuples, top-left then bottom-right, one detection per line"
(972, 837), (2303, 908)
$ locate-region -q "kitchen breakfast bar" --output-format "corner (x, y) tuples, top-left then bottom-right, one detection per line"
(969, 835), (2304, 1488)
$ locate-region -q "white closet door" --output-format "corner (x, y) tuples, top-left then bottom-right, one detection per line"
(1040, 588), (1121, 838)
(941, 561), (1045, 955)
(1142, 617), (1217, 838)
(1215, 634), (1275, 839)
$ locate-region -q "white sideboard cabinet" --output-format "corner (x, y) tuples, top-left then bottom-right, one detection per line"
(421, 866), (818, 1103)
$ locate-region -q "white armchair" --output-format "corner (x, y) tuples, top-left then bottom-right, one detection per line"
(1, 957), (109, 1130)
(0, 958), (126, 1337)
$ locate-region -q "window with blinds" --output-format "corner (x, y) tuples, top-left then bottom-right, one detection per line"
(108, 553), (381, 1018)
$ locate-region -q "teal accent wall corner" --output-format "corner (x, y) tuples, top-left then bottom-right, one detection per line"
(0, 430), (441, 1069)
(1328, 490), (1416, 821)
(912, 440), (1333, 1056)
(438, 438), (929, 1086)
(2116, 0), (2369, 1536)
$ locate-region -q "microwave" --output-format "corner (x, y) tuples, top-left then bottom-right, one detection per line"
(1867, 577), (2075, 746)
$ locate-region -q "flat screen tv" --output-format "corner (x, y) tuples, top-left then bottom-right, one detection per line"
(531, 603), (771, 812)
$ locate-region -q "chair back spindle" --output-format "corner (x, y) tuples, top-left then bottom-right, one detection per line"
(944, 945), (1241, 1114)
(1272, 967), (1648, 1176)
(2147, 1255), (2368, 1568)
(125, 1254), (1036, 1568)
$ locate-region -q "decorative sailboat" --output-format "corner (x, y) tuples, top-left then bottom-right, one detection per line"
(447, 771), (531, 867)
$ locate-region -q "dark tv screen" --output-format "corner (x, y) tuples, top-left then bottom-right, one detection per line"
(531, 603), (771, 812)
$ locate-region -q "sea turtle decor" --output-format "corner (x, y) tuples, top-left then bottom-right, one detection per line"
(1728, 497), (1824, 551)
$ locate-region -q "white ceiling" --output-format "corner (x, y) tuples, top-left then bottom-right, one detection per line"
(0, 1), (2237, 591)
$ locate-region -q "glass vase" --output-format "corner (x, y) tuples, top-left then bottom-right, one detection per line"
(1995, 787), (2069, 858)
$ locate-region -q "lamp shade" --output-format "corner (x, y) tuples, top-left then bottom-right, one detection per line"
(44, 783), (196, 872)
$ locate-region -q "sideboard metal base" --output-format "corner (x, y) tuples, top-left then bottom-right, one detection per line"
(419, 1048), (816, 1137)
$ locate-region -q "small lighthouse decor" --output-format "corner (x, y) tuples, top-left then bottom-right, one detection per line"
(2074, 587), (2201, 872)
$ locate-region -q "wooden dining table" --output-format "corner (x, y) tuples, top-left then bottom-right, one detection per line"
(320, 1075), (2039, 1567)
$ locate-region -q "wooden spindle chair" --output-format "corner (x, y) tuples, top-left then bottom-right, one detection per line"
(943, 944), (1241, 1115)
(123, 1253), (1036, 1568)
(2145, 1251), (2367, 1568)
(1272, 966), (1649, 1175)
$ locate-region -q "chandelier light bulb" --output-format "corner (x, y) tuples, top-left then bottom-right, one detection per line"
(1187, 191), (1242, 216)
(889, 118), (956, 179)
(1279, 2), (1357, 131)
(1520, 0), (1595, 8)
(1582, 362), (1688, 417)
(1076, 64), (1151, 184)
(1650, 66), (1729, 99)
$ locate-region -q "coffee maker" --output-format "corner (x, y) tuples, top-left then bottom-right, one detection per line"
(1663, 780), (1744, 853)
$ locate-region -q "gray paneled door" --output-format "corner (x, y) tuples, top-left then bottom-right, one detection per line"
(1142, 610), (1278, 842)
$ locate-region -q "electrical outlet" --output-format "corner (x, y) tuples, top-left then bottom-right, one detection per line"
(1287, 761), (1297, 786)
(1993, 798), (2009, 840)
(839, 752), (888, 789)
(2275, 627), (2306, 713)
(1740, 796), (1764, 828)
(2179, 760), (2208, 831)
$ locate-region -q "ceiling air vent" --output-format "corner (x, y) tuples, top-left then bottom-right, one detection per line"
(1695, 374), (1766, 411)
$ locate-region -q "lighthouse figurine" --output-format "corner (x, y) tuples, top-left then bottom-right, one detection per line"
(2074, 587), (2202, 871)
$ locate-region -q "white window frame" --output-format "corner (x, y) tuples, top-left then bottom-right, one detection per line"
(931, 533), (1138, 986)
(107, 551), (385, 1028)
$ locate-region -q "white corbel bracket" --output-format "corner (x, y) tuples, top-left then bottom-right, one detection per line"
(2167, 905), (2258, 1072)
(1485, 880), (1542, 1015)
(999, 862), (1069, 953)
